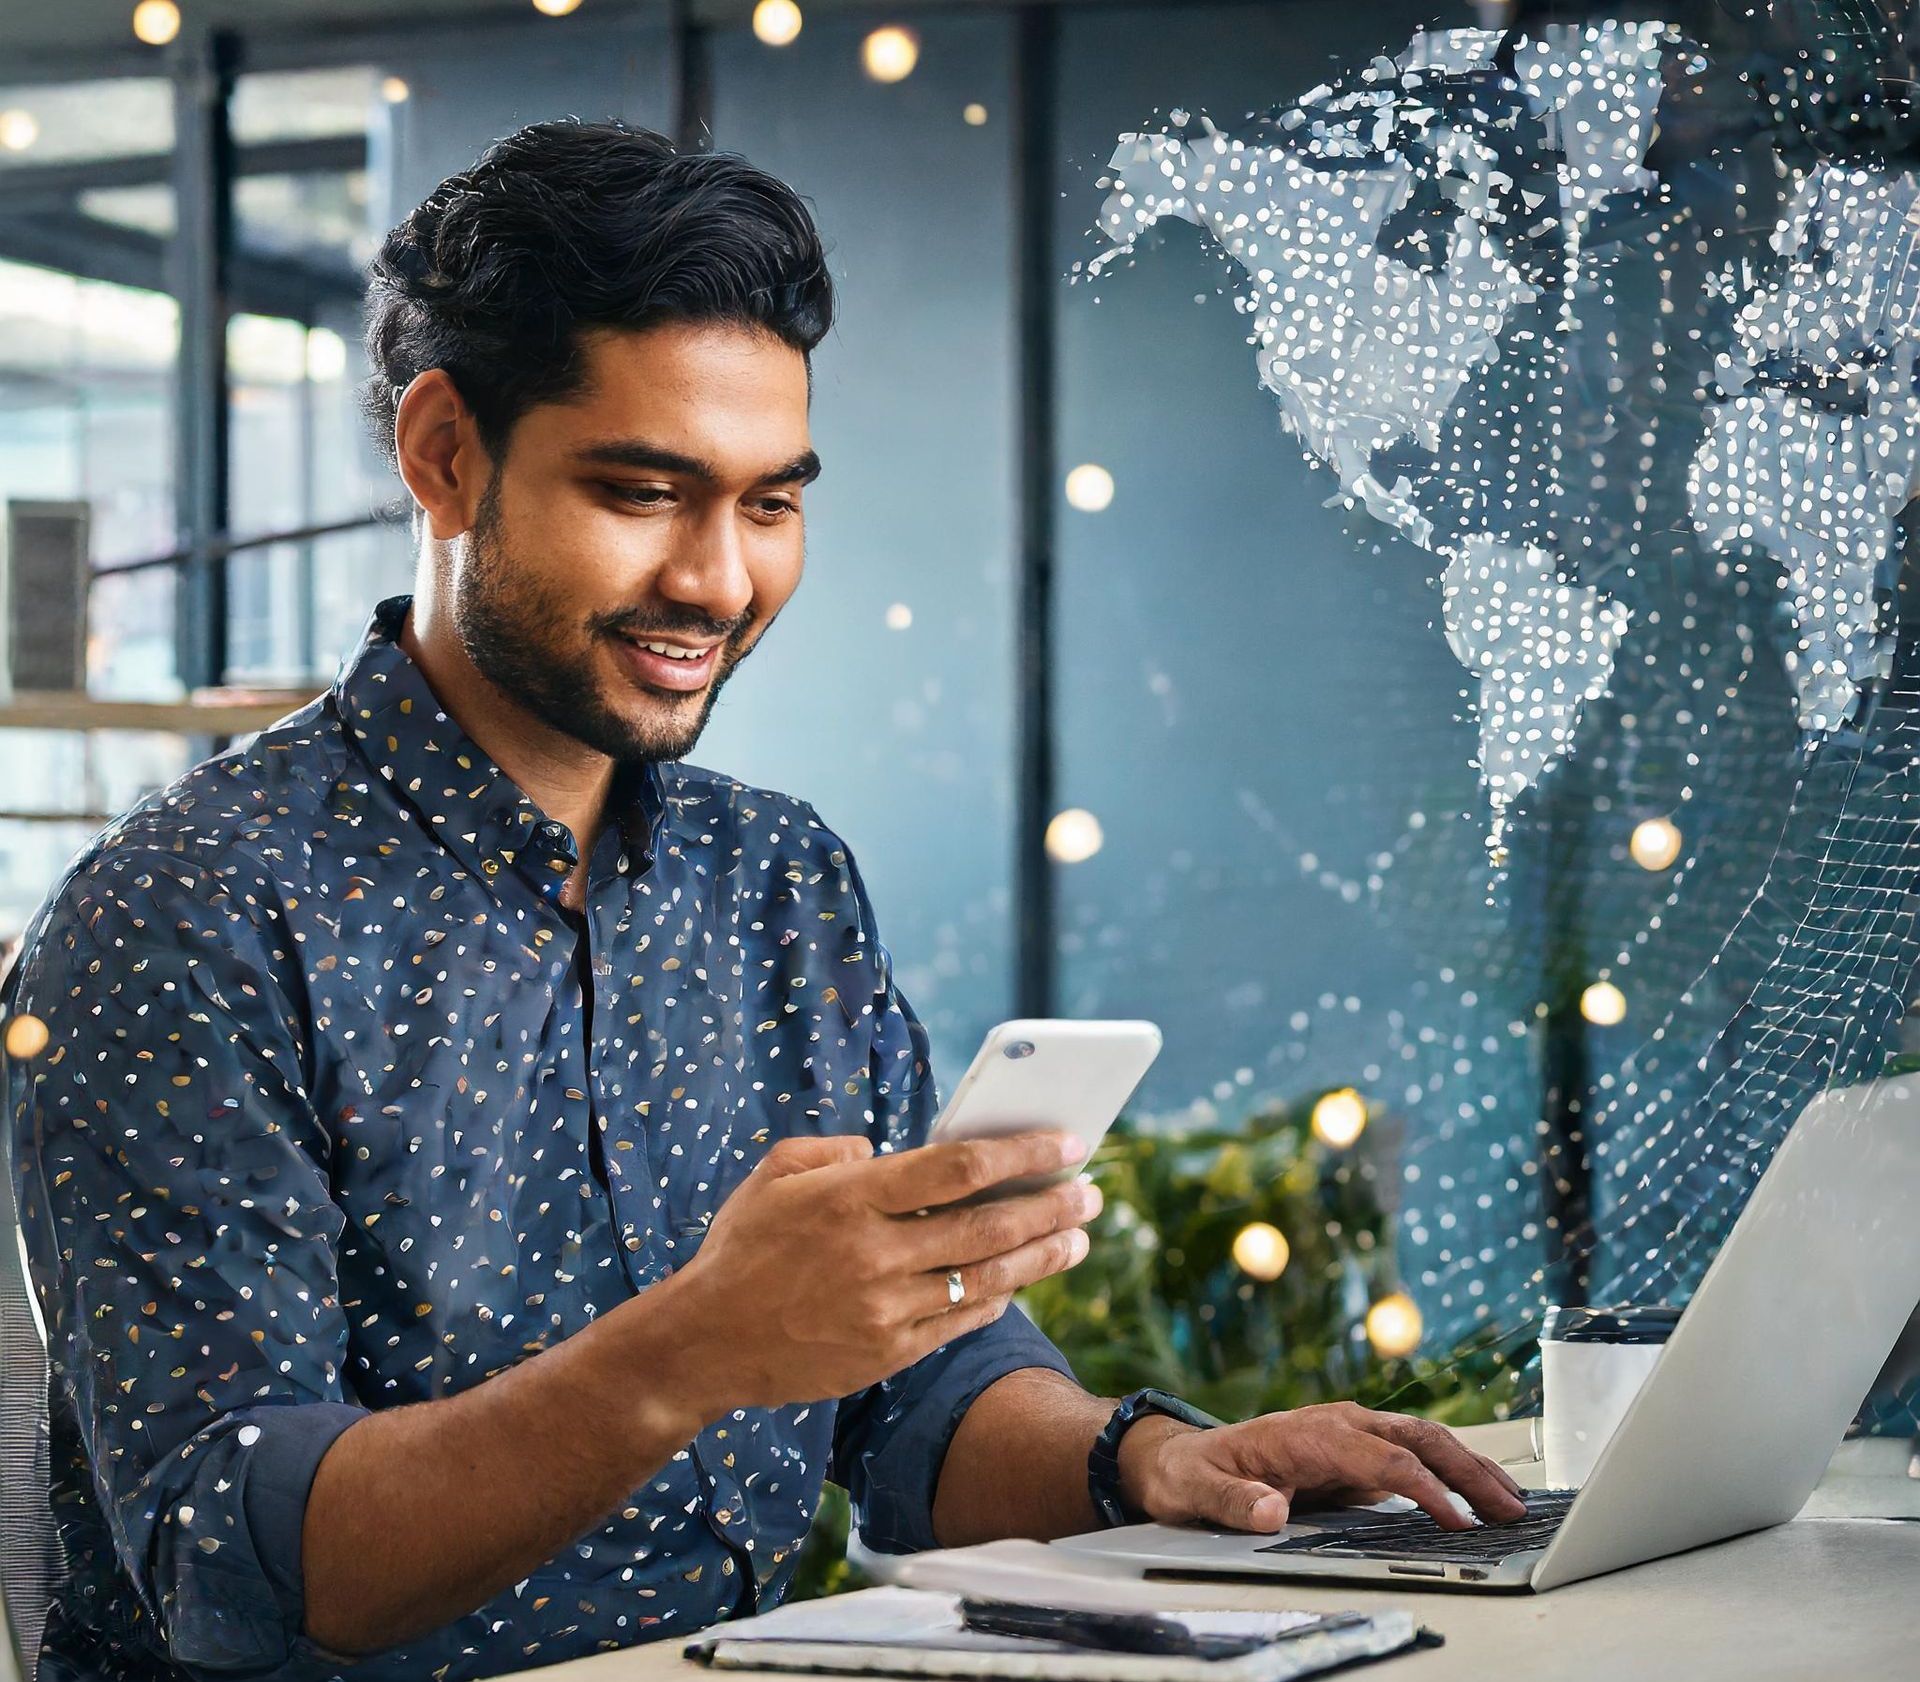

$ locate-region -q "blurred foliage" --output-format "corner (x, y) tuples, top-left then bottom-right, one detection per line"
(787, 1091), (1533, 1598)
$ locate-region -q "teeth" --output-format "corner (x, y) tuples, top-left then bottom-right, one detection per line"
(638, 640), (706, 660)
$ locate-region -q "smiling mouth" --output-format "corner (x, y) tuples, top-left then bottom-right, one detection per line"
(610, 631), (723, 692)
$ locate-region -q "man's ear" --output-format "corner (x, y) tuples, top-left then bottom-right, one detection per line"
(392, 369), (492, 542)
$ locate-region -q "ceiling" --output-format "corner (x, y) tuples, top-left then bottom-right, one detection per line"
(0, 0), (1083, 72)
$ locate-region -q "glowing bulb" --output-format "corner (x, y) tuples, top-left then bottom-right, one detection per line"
(4, 1013), (49, 1061)
(862, 26), (919, 83)
(1065, 464), (1115, 512)
(753, 0), (803, 46)
(1045, 807), (1104, 864)
(0, 110), (40, 152)
(1629, 816), (1682, 872)
(1580, 980), (1627, 1027)
(1232, 1221), (1290, 1281)
(532, 0), (583, 15)
(884, 602), (912, 631)
(963, 102), (989, 126)
(380, 76), (411, 104)
(131, 0), (181, 46)
(1311, 1087), (1368, 1149)
(1366, 1292), (1423, 1358)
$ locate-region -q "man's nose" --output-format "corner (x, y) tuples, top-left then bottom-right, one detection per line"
(655, 508), (755, 624)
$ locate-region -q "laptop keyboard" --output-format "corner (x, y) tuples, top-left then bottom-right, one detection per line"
(1256, 1489), (1579, 1564)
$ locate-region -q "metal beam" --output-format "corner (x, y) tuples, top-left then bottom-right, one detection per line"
(0, 209), (364, 318)
(1011, 3), (1058, 1019)
(0, 135), (367, 211)
(669, 0), (714, 154)
(169, 28), (240, 693)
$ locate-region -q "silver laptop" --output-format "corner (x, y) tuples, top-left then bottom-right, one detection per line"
(1062, 1072), (1920, 1592)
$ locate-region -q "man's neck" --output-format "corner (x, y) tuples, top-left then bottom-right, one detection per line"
(397, 596), (613, 856)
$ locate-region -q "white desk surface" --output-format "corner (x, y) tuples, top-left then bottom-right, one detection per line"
(523, 1422), (1920, 1682)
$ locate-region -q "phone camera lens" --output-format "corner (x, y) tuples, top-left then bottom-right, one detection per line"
(1003, 1040), (1036, 1059)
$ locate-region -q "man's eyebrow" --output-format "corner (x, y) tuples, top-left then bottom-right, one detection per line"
(572, 439), (822, 487)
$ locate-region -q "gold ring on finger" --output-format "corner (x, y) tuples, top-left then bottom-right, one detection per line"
(946, 1269), (966, 1306)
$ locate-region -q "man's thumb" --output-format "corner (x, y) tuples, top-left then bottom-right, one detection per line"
(755, 1133), (873, 1179)
(1200, 1478), (1290, 1533)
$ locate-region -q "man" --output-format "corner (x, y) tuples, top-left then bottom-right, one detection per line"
(2, 121), (1524, 1682)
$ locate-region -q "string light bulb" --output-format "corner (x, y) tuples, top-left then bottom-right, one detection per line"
(1581, 980), (1627, 1027)
(1065, 463), (1115, 511)
(1045, 808), (1104, 865)
(1629, 816), (1682, 872)
(131, 0), (180, 46)
(0, 110), (40, 152)
(3, 1013), (49, 1061)
(753, 0), (803, 46)
(884, 602), (912, 630)
(1311, 1087), (1368, 1148)
(531, 0), (584, 15)
(1232, 1221), (1290, 1281)
(862, 26), (919, 83)
(380, 77), (411, 104)
(963, 102), (989, 126)
(1365, 1292), (1423, 1358)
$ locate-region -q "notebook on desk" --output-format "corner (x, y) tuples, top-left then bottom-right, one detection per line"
(682, 1585), (1427, 1681)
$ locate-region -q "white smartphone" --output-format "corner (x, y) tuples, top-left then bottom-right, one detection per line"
(925, 1018), (1163, 1201)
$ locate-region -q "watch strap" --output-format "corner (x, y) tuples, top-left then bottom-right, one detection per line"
(1087, 1387), (1221, 1528)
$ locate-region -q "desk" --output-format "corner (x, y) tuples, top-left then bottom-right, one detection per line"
(523, 1517), (1917, 1682)
(522, 1420), (1917, 1682)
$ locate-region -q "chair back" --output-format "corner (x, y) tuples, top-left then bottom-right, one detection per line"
(0, 1052), (67, 1682)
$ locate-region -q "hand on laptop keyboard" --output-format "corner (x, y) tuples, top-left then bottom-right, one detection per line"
(1115, 1400), (1530, 1534)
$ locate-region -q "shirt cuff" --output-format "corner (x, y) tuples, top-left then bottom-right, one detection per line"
(847, 1304), (1075, 1556)
(240, 1401), (372, 1656)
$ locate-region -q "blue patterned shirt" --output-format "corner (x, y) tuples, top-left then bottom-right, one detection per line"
(3, 594), (1072, 1682)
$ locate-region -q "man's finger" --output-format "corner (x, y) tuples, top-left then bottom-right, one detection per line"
(911, 1226), (1091, 1322)
(1367, 1414), (1527, 1521)
(900, 1179), (1099, 1268)
(864, 1131), (1084, 1214)
(754, 1134), (873, 1180)
(1347, 1434), (1475, 1530)
(1194, 1476), (1290, 1534)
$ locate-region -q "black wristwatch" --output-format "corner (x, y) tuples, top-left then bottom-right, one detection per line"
(1087, 1387), (1222, 1527)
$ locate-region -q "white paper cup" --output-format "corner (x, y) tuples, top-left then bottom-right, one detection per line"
(1541, 1305), (1682, 1488)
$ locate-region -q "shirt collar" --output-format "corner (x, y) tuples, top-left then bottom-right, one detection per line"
(332, 594), (667, 900)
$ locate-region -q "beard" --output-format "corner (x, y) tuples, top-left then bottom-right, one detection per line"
(452, 470), (750, 766)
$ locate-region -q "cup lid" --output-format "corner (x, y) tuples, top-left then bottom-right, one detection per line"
(1541, 1303), (1683, 1344)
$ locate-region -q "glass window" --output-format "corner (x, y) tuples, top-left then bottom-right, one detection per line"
(703, 10), (1019, 1089)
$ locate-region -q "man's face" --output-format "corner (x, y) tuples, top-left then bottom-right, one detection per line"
(452, 320), (815, 764)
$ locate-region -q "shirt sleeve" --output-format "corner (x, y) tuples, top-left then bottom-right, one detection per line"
(813, 821), (1078, 1555)
(4, 848), (373, 1681)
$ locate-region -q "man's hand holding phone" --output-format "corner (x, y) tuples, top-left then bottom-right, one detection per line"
(668, 1129), (1100, 1418)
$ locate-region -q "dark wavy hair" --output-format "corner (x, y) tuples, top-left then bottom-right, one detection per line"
(360, 118), (835, 471)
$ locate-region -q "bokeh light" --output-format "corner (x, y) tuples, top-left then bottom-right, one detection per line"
(131, 1), (180, 46)
(1310, 1087), (1369, 1148)
(1232, 1221), (1291, 1281)
(4, 1013), (49, 1061)
(1365, 1292), (1424, 1358)
(1629, 817), (1683, 872)
(1045, 808), (1104, 864)
(862, 26), (919, 83)
(1064, 463), (1115, 512)
(1580, 980), (1627, 1027)
(753, 0), (803, 47)
(0, 110), (40, 152)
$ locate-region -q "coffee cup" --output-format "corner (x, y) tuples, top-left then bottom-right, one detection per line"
(1540, 1304), (1683, 1488)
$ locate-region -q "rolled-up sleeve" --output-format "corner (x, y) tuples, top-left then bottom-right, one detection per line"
(818, 826), (1077, 1554)
(5, 849), (372, 1680)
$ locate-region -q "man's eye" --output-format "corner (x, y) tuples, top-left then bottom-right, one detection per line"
(607, 484), (671, 506)
(755, 499), (798, 521)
